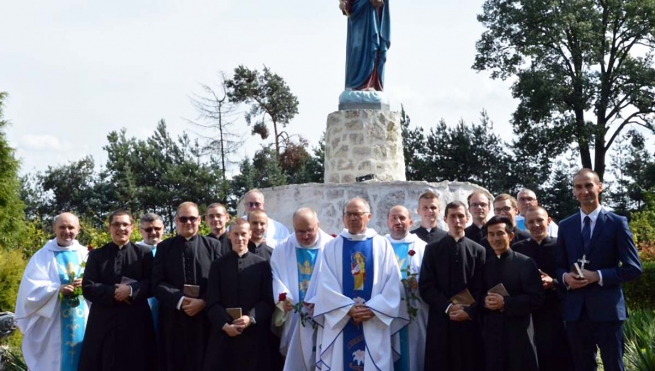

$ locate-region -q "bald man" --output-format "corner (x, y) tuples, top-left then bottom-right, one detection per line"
(515, 189), (559, 237)
(385, 205), (428, 371)
(272, 208), (334, 370)
(15, 212), (90, 371)
(312, 197), (407, 370)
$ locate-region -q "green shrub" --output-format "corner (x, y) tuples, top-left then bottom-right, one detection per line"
(624, 261), (655, 310)
(624, 309), (655, 371)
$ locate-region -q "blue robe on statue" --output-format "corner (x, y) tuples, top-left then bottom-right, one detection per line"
(345, 0), (391, 90)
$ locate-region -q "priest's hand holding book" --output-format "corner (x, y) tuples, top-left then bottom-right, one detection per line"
(181, 298), (206, 317)
(447, 304), (471, 322)
(114, 284), (131, 302)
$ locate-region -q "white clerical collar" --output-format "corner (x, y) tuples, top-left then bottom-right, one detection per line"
(579, 205), (602, 223)
(422, 225), (437, 233)
(385, 233), (419, 244)
(252, 241), (263, 247)
(340, 228), (377, 241)
(449, 234), (466, 243)
(45, 238), (81, 252)
(117, 243), (128, 250)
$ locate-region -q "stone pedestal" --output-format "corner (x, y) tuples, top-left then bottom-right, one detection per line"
(236, 181), (491, 235)
(324, 110), (406, 184)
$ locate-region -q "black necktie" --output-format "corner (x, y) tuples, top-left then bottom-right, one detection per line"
(582, 216), (591, 253)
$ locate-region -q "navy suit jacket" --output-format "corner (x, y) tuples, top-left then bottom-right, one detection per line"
(555, 208), (642, 322)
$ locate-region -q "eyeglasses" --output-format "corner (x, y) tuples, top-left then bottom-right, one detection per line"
(142, 227), (163, 233)
(295, 226), (317, 236)
(344, 211), (368, 219)
(494, 207), (513, 213)
(178, 216), (199, 223)
(246, 202), (263, 208)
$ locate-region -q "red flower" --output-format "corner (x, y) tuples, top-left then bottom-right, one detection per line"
(88, 245), (94, 252)
(408, 250), (416, 257)
(278, 292), (287, 302)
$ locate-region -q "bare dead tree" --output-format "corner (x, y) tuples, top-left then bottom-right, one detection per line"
(187, 72), (245, 180)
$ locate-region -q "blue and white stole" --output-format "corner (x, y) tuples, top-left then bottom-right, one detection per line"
(296, 247), (319, 303)
(390, 241), (411, 371)
(341, 236), (374, 371)
(54, 251), (86, 371)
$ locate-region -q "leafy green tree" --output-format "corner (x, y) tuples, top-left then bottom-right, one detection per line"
(229, 158), (257, 211)
(225, 65), (299, 158)
(400, 105), (428, 181)
(252, 147), (288, 188)
(0, 92), (26, 250)
(539, 153), (580, 221)
(303, 134), (325, 183)
(422, 112), (516, 195)
(474, 0), (655, 181)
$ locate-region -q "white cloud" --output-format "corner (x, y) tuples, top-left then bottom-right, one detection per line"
(19, 134), (65, 152)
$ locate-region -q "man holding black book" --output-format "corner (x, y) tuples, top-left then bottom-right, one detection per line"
(482, 216), (543, 371)
(419, 201), (486, 371)
(152, 202), (224, 371)
(78, 210), (156, 371)
(203, 218), (274, 371)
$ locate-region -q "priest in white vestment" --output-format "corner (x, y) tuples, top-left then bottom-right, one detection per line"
(312, 198), (408, 371)
(15, 213), (90, 371)
(272, 208), (334, 371)
(385, 205), (428, 371)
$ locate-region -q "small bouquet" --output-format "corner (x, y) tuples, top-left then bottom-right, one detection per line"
(59, 262), (85, 307)
(401, 250), (421, 321)
(278, 293), (317, 329)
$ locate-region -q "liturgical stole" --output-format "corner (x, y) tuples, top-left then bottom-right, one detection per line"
(341, 237), (374, 370)
(296, 247), (319, 303)
(391, 242), (411, 371)
(54, 251), (86, 371)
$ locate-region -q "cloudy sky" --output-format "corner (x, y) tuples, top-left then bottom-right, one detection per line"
(0, 0), (518, 175)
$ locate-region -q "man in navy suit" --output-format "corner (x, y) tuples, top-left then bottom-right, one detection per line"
(556, 168), (642, 371)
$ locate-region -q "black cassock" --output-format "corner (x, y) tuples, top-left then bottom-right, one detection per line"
(203, 251), (274, 371)
(78, 242), (156, 371)
(152, 234), (223, 371)
(410, 226), (448, 244)
(482, 249), (544, 371)
(481, 227), (531, 255)
(464, 224), (484, 245)
(248, 241), (273, 261)
(419, 236), (486, 371)
(513, 237), (574, 371)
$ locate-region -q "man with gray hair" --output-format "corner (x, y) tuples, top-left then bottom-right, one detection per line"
(272, 207), (334, 370)
(312, 197), (407, 370)
(15, 212), (90, 371)
(515, 189), (559, 237)
(137, 212), (165, 332)
(243, 189), (290, 245)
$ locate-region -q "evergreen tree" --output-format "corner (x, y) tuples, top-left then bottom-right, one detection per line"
(0, 92), (26, 249)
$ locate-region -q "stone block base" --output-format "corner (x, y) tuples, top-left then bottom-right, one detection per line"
(324, 110), (406, 183)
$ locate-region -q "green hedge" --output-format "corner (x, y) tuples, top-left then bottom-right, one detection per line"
(624, 261), (655, 310)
